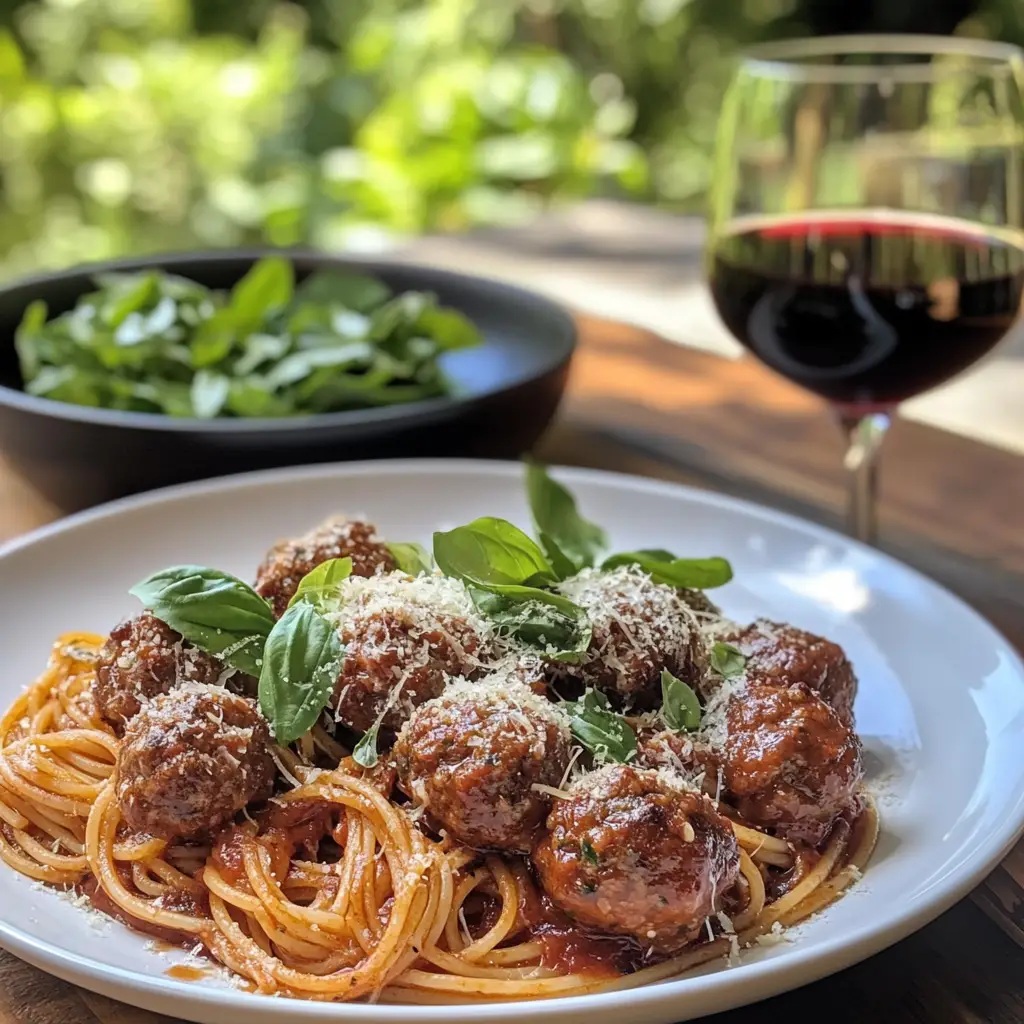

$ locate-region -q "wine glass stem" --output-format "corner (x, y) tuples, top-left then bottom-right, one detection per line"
(838, 411), (892, 545)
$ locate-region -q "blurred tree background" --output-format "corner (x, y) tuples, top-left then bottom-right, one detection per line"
(0, 0), (1020, 277)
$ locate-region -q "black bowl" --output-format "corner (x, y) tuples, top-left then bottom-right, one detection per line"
(0, 251), (576, 510)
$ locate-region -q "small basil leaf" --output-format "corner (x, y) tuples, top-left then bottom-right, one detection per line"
(433, 517), (555, 589)
(298, 270), (392, 313)
(190, 369), (230, 419)
(230, 257), (294, 334)
(526, 461), (607, 574)
(258, 602), (344, 745)
(469, 586), (591, 661)
(580, 838), (599, 866)
(711, 642), (747, 678)
(129, 565), (275, 676)
(287, 557), (353, 615)
(415, 305), (482, 351)
(661, 669), (702, 732)
(190, 308), (236, 368)
(352, 721), (381, 768)
(386, 542), (433, 576)
(601, 552), (733, 590)
(563, 688), (636, 764)
(14, 299), (49, 379)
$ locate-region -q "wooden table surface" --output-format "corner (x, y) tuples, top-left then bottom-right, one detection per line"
(1, 315), (1024, 1023)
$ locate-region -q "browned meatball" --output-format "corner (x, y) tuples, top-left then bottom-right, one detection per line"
(712, 682), (861, 847)
(94, 613), (224, 730)
(679, 588), (722, 619)
(255, 516), (396, 617)
(533, 765), (739, 953)
(554, 566), (708, 708)
(394, 677), (571, 852)
(115, 684), (275, 839)
(331, 573), (493, 733)
(721, 621), (858, 724)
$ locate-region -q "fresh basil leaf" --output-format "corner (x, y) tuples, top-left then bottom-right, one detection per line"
(190, 369), (230, 418)
(227, 377), (295, 417)
(298, 270), (392, 313)
(525, 462), (607, 574)
(14, 299), (49, 379)
(352, 720), (382, 767)
(661, 669), (701, 732)
(433, 517), (555, 589)
(287, 557), (353, 615)
(415, 305), (481, 351)
(711, 642), (747, 678)
(264, 342), (373, 391)
(190, 309), (236, 368)
(258, 601), (344, 745)
(234, 333), (289, 376)
(387, 542), (433, 576)
(230, 257), (294, 333)
(563, 689), (636, 764)
(129, 565), (275, 676)
(601, 552), (733, 590)
(580, 838), (599, 866)
(469, 586), (591, 661)
(99, 272), (158, 328)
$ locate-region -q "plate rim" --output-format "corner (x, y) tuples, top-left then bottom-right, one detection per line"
(2, 456), (1023, 1022)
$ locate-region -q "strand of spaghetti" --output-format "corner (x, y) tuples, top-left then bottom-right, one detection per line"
(443, 872), (482, 953)
(740, 820), (850, 940)
(85, 784), (207, 935)
(456, 856), (521, 960)
(730, 848), (766, 932)
(777, 800), (880, 926)
(0, 827), (82, 884)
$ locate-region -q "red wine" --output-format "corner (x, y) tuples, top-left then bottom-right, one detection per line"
(708, 212), (1024, 407)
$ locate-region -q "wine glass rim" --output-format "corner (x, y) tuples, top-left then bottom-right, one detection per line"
(743, 34), (1024, 82)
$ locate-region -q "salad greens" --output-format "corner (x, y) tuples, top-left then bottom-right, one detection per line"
(14, 258), (481, 418)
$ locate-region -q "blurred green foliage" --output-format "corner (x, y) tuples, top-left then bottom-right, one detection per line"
(0, 0), (1020, 277)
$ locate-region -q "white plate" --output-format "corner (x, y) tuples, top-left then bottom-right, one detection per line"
(1, 459), (1023, 1024)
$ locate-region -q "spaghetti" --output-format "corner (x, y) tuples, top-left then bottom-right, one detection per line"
(0, 632), (878, 1003)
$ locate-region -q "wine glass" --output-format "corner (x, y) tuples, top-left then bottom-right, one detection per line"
(706, 35), (1024, 544)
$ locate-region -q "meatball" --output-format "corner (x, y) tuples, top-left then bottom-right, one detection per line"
(394, 677), (571, 852)
(679, 588), (722, 619)
(554, 565), (708, 708)
(115, 683), (275, 838)
(710, 681), (861, 847)
(721, 621), (857, 724)
(94, 613), (225, 730)
(255, 516), (396, 617)
(533, 765), (739, 952)
(330, 572), (493, 733)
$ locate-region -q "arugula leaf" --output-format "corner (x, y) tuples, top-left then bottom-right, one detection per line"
(287, 557), (353, 615)
(129, 565), (275, 676)
(711, 642), (747, 678)
(562, 688), (637, 764)
(469, 586), (591, 661)
(601, 551), (733, 590)
(661, 669), (702, 732)
(258, 602), (344, 744)
(387, 542), (433, 576)
(433, 517), (555, 588)
(525, 461), (607, 574)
